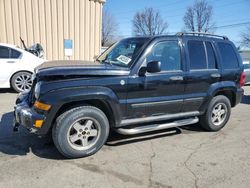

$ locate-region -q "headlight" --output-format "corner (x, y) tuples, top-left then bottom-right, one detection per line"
(34, 82), (41, 99)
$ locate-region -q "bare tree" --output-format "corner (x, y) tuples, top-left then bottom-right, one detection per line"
(132, 7), (168, 36)
(102, 9), (118, 46)
(241, 26), (250, 48)
(183, 0), (215, 33)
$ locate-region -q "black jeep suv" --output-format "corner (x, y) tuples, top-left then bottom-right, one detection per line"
(14, 32), (245, 158)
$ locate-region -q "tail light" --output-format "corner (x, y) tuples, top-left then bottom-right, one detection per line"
(240, 72), (246, 87)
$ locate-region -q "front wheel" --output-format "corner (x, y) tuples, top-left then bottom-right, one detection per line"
(200, 95), (231, 131)
(52, 106), (109, 158)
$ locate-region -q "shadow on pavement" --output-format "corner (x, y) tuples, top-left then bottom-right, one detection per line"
(0, 111), (63, 160)
(180, 123), (205, 133)
(241, 94), (250, 105)
(0, 89), (16, 94)
(0, 111), (203, 159)
(106, 128), (182, 146)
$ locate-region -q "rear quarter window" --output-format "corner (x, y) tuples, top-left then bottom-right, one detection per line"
(11, 49), (21, 58)
(218, 42), (239, 69)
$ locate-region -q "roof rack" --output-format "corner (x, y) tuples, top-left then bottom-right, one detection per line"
(176, 32), (228, 40)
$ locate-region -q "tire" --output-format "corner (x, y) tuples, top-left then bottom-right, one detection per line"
(52, 106), (109, 158)
(200, 95), (231, 131)
(11, 71), (33, 93)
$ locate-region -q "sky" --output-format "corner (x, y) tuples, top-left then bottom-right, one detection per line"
(104, 0), (250, 47)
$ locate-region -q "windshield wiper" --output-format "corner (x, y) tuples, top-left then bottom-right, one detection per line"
(95, 59), (101, 63)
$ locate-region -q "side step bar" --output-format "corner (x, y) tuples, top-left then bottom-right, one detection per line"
(115, 117), (199, 135)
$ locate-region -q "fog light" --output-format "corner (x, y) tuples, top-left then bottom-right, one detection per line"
(34, 101), (51, 111)
(34, 120), (44, 128)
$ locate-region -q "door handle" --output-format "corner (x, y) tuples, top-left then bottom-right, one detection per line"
(170, 76), (184, 81)
(211, 73), (221, 78)
(7, 61), (15, 63)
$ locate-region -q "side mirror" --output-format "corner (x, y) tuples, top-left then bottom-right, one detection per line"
(138, 67), (147, 76)
(147, 61), (161, 73)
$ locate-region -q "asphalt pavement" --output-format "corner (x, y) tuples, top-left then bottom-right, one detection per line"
(0, 87), (250, 188)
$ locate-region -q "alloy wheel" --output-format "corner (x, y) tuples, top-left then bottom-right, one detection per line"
(211, 103), (227, 126)
(67, 117), (101, 151)
(14, 73), (33, 92)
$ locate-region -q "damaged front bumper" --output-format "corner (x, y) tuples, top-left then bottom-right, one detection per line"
(13, 92), (45, 133)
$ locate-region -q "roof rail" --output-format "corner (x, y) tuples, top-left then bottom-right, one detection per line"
(176, 32), (228, 40)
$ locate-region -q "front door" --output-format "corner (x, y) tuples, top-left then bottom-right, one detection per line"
(127, 40), (185, 119)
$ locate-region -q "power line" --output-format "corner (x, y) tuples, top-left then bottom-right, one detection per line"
(111, 0), (249, 29)
(213, 21), (250, 29)
(107, 0), (223, 17)
(109, 21), (250, 37)
(106, 1), (249, 38)
(111, 0), (247, 22)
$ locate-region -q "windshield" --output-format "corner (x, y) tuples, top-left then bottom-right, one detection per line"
(97, 38), (150, 67)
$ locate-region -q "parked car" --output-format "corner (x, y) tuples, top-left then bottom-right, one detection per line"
(243, 61), (250, 84)
(14, 32), (244, 158)
(0, 43), (44, 92)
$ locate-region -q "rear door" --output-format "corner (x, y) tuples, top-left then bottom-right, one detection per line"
(183, 39), (220, 112)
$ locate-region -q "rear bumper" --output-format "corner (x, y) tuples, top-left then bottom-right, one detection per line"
(235, 88), (244, 106)
(14, 93), (45, 133)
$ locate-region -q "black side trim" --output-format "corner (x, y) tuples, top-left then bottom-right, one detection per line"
(131, 99), (183, 108)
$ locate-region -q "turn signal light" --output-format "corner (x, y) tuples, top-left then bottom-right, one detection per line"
(34, 101), (51, 111)
(34, 120), (44, 128)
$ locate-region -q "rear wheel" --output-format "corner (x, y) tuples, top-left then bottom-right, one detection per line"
(52, 106), (109, 158)
(11, 71), (33, 92)
(200, 95), (231, 131)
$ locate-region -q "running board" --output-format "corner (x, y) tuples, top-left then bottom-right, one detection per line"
(115, 117), (199, 135)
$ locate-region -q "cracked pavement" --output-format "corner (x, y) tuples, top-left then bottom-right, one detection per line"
(0, 87), (250, 188)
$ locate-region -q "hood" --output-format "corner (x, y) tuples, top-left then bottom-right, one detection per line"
(35, 60), (130, 79)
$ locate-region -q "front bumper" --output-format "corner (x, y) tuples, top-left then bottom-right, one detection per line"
(14, 93), (45, 133)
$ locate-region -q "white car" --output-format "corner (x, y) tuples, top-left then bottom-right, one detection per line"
(0, 43), (44, 92)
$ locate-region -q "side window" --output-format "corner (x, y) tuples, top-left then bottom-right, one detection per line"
(218, 42), (239, 69)
(10, 49), (21, 59)
(188, 41), (207, 70)
(205, 42), (217, 69)
(146, 41), (181, 71)
(0, 47), (10, 59)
